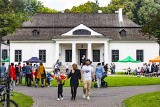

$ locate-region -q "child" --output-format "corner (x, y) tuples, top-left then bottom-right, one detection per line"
(57, 78), (65, 101)
(47, 72), (52, 87)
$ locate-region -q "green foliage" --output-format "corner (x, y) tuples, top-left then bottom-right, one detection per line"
(68, 1), (100, 13)
(0, 0), (58, 36)
(124, 91), (160, 107)
(37, 6), (58, 13)
(0, 0), (27, 36)
(142, 10), (160, 44)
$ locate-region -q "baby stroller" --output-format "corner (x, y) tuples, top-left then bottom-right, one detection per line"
(94, 72), (108, 88)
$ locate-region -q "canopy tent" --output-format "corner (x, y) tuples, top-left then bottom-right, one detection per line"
(118, 56), (141, 63)
(149, 56), (160, 62)
(23, 57), (42, 63)
(1, 57), (10, 62)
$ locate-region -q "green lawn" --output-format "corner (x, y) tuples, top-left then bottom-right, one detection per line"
(50, 76), (160, 87)
(105, 76), (160, 87)
(123, 91), (160, 107)
(22, 76), (160, 87)
(10, 92), (34, 107)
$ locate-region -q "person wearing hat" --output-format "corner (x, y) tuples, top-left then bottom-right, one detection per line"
(81, 59), (94, 100)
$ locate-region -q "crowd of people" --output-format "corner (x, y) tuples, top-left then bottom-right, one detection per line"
(0, 58), (108, 101)
(2, 59), (159, 101)
(134, 63), (160, 77)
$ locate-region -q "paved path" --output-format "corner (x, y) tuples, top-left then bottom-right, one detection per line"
(15, 85), (160, 107)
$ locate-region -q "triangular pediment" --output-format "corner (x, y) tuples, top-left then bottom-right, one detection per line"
(62, 24), (103, 36)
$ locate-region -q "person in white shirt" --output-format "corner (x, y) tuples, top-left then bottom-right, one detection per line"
(81, 59), (94, 100)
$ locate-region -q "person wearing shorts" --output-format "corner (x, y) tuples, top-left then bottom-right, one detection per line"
(81, 59), (94, 100)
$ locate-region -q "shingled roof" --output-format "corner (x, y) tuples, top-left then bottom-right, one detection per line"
(3, 13), (153, 41)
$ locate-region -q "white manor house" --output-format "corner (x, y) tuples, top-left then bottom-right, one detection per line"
(3, 9), (159, 71)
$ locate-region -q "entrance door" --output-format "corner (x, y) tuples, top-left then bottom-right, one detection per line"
(79, 49), (87, 65)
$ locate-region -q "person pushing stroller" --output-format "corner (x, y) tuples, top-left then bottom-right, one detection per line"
(94, 63), (108, 88)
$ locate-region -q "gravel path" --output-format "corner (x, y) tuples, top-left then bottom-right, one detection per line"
(15, 85), (160, 107)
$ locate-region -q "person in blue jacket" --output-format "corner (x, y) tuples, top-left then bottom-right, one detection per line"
(95, 63), (104, 88)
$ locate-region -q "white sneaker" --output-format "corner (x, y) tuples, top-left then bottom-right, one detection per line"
(83, 94), (86, 98)
(48, 85), (50, 87)
(61, 97), (63, 100)
(57, 98), (60, 101)
(87, 96), (90, 100)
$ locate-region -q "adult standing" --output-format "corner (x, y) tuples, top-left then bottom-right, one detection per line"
(36, 62), (45, 87)
(54, 64), (59, 76)
(103, 64), (108, 72)
(25, 62), (32, 87)
(18, 62), (22, 85)
(10, 63), (16, 91)
(81, 59), (94, 100)
(0, 63), (6, 81)
(81, 55), (86, 67)
(112, 63), (116, 74)
(22, 64), (26, 85)
(95, 63), (104, 88)
(68, 63), (81, 100)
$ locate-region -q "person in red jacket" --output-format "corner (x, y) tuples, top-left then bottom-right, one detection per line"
(10, 63), (17, 91)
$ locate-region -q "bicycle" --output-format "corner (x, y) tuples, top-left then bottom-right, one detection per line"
(0, 74), (18, 107)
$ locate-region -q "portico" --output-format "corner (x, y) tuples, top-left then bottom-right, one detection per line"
(54, 38), (110, 65)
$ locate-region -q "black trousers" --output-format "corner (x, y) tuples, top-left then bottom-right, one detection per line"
(26, 74), (31, 86)
(58, 90), (63, 98)
(71, 86), (78, 100)
(36, 78), (44, 86)
(58, 88), (63, 98)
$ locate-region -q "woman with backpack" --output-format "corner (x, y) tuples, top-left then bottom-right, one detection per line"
(95, 63), (104, 88)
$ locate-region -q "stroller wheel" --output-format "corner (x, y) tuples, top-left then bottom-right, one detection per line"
(94, 83), (98, 88)
(103, 82), (108, 87)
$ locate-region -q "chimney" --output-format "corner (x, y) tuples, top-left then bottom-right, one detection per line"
(115, 8), (123, 22)
(98, 10), (102, 13)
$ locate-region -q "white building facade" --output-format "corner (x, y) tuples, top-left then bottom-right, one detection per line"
(3, 13), (159, 71)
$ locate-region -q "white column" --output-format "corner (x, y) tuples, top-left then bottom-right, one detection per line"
(104, 42), (109, 64)
(72, 43), (76, 64)
(55, 43), (60, 61)
(87, 43), (92, 61)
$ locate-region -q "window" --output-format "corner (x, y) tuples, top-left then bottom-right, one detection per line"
(65, 50), (72, 62)
(112, 50), (119, 62)
(136, 50), (143, 62)
(119, 29), (126, 36)
(2, 49), (7, 60)
(93, 50), (100, 62)
(73, 29), (91, 35)
(32, 29), (40, 36)
(15, 50), (22, 62)
(39, 50), (46, 62)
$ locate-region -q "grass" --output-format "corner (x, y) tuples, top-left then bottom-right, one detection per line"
(105, 76), (160, 87)
(123, 91), (160, 107)
(22, 76), (160, 87)
(10, 92), (34, 107)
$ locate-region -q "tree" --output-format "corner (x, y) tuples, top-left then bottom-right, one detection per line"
(37, 6), (58, 13)
(133, 0), (160, 25)
(70, 1), (99, 13)
(142, 10), (160, 44)
(0, 0), (27, 36)
(0, 0), (58, 36)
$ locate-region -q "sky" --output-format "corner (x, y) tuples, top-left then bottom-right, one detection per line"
(37, 0), (111, 11)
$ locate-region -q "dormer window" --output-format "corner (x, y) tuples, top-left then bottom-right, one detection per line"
(32, 29), (40, 36)
(73, 29), (91, 35)
(119, 29), (126, 36)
